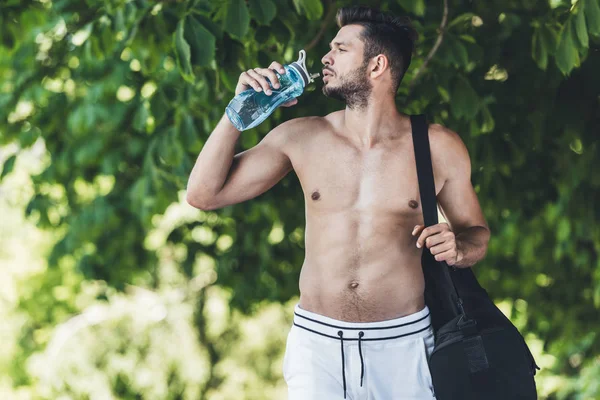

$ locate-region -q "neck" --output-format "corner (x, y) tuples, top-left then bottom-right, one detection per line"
(342, 93), (406, 149)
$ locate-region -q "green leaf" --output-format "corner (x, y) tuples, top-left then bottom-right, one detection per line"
(193, 13), (223, 40)
(192, 0), (214, 13)
(397, 0), (426, 17)
(448, 13), (476, 29)
(133, 103), (149, 133)
(413, 0), (426, 17)
(585, 0), (600, 35)
(539, 24), (558, 55)
(555, 19), (580, 75)
(293, 0), (323, 20)
(67, 104), (96, 136)
(99, 25), (114, 55)
(255, 26), (271, 44)
(223, 0), (250, 39)
(178, 113), (202, 153)
(451, 76), (479, 119)
(446, 35), (469, 67)
(74, 137), (104, 167)
(480, 105), (495, 134)
(114, 8), (125, 33)
(158, 128), (184, 166)
(185, 16), (216, 67)
(557, 218), (571, 242)
(19, 127), (40, 148)
(437, 86), (450, 102)
(532, 28), (548, 70)
(271, 18), (291, 44)
(1, 155), (16, 180)
(173, 20), (195, 83)
(575, 8), (589, 48)
(291, 0), (302, 14)
(249, 0), (277, 25)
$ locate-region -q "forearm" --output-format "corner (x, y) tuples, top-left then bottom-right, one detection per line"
(454, 226), (490, 268)
(186, 113), (241, 204)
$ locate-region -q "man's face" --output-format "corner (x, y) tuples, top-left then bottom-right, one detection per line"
(321, 25), (373, 109)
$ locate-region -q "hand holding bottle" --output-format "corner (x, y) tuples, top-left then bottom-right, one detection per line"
(226, 49), (319, 131)
(235, 61), (298, 107)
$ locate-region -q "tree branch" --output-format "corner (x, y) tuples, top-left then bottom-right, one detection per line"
(305, 0), (336, 52)
(407, 0), (449, 97)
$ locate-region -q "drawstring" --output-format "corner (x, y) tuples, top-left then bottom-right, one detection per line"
(337, 330), (366, 398)
(358, 331), (365, 386)
(337, 331), (347, 399)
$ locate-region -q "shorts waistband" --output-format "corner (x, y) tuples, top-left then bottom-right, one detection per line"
(293, 303), (432, 341)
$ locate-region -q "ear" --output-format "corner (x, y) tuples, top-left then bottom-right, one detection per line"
(369, 54), (389, 80)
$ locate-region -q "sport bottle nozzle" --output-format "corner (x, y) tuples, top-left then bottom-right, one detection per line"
(290, 49), (320, 86)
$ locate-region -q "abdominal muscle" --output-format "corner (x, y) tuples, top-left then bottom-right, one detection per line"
(298, 210), (426, 323)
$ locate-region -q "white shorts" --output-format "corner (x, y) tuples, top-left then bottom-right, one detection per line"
(283, 304), (436, 400)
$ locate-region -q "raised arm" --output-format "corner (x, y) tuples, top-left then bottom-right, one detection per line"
(186, 116), (298, 210)
(186, 59), (299, 210)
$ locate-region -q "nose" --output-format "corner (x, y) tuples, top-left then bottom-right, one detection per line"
(321, 50), (334, 67)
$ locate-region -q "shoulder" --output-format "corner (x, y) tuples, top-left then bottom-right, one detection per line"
(263, 115), (325, 144)
(273, 115), (329, 136)
(288, 110), (343, 134)
(265, 110), (342, 147)
(427, 123), (471, 177)
(428, 123), (466, 153)
(262, 115), (328, 157)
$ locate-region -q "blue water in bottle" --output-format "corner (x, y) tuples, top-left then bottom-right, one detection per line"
(225, 49), (320, 131)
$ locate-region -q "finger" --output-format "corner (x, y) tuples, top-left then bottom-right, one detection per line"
(242, 70), (263, 92)
(253, 67), (280, 90)
(424, 232), (447, 249)
(412, 225), (424, 237)
(246, 69), (272, 94)
(429, 241), (454, 255)
(416, 228), (435, 248)
(416, 224), (448, 248)
(433, 249), (458, 265)
(281, 98), (298, 107)
(416, 229), (441, 248)
(269, 62), (286, 75)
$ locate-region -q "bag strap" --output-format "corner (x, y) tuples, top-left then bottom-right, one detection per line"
(410, 114), (468, 320)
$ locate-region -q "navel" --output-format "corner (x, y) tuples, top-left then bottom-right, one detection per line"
(311, 191), (321, 201)
(409, 200), (419, 209)
(348, 282), (359, 289)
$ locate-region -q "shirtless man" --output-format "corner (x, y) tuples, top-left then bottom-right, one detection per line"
(186, 5), (490, 400)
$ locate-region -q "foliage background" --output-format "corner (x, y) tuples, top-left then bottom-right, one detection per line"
(1, 0), (599, 398)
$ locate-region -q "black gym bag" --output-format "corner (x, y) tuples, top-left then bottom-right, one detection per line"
(410, 115), (540, 400)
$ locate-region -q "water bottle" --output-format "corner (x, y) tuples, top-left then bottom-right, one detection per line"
(225, 49), (320, 131)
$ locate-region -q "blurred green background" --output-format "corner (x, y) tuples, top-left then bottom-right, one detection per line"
(1, 0), (599, 398)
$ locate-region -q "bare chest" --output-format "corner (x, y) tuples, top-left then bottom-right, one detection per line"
(288, 131), (445, 216)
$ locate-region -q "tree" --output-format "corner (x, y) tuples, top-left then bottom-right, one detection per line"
(1, 0), (599, 397)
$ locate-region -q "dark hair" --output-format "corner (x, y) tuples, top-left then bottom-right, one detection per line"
(336, 5), (418, 93)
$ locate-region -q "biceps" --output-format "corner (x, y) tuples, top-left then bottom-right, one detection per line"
(437, 177), (488, 233)
(209, 143), (292, 209)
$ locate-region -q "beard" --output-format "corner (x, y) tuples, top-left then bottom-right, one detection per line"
(322, 58), (373, 110)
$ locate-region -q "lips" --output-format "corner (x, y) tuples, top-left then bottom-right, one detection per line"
(322, 69), (334, 77)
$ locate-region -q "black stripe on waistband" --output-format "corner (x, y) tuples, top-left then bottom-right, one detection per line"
(293, 311), (430, 331)
(292, 322), (432, 341)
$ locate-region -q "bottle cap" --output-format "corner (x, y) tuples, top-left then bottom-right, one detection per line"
(289, 49), (320, 87)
